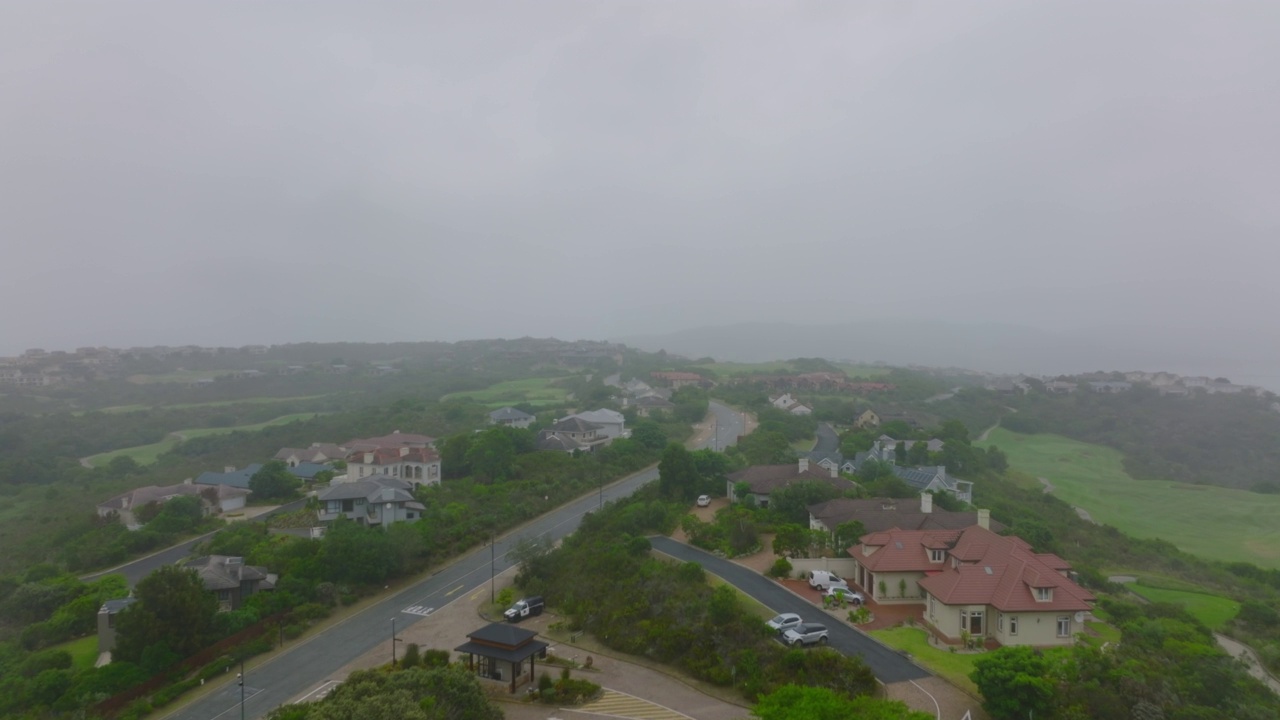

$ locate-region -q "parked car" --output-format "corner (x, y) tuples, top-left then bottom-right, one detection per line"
(696, 495), (711, 507)
(807, 570), (845, 590)
(765, 612), (803, 634)
(782, 623), (829, 647)
(823, 586), (864, 605)
(504, 596), (545, 622)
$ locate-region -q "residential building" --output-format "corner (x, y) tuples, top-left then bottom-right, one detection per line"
(1044, 380), (1078, 394)
(649, 371), (707, 388)
(808, 493), (1004, 536)
(1088, 381), (1132, 393)
(536, 417), (610, 453)
(489, 407), (535, 429)
(345, 446), (441, 486)
(632, 395), (675, 417)
(726, 458), (856, 507)
(847, 522), (1094, 647)
(853, 409), (881, 429)
(561, 409), (627, 439)
(892, 466), (973, 504)
(97, 482), (249, 525)
(184, 555), (276, 611)
(274, 443), (345, 467)
(343, 431), (436, 451)
(316, 476), (425, 526)
(194, 464), (263, 490)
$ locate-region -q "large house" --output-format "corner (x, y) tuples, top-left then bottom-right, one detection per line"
(848, 522), (1094, 647)
(345, 446), (442, 486)
(194, 464), (262, 490)
(184, 555), (275, 611)
(769, 393), (813, 416)
(631, 395), (675, 417)
(893, 466), (973, 504)
(727, 458), (857, 507)
(343, 431), (436, 452)
(489, 407), (535, 429)
(808, 493), (1004, 535)
(97, 482), (249, 524)
(316, 476), (425, 526)
(536, 417), (611, 453)
(560, 409), (627, 439)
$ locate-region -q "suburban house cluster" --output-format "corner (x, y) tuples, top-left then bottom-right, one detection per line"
(983, 371), (1267, 398)
(730, 371), (895, 394)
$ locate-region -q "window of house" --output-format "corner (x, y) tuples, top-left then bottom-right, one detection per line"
(929, 549), (944, 562)
(1009, 616), (1019, 635)
(1057, 616), (1071, 637)
(968, 610), (984, 635)
(341, 499), (355, 512)
(406, 512), (416, 520)
(1036, 587), (1053, 601)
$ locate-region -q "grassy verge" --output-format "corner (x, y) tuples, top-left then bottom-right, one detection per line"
(1127, 582), (1240, 630)
(976, 428), (1280, 568)
(49, 635), (100, 671)
(869, 626), (980, 695)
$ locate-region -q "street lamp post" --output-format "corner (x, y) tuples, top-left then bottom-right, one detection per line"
(237, 660), (245, 720)
(490, 534), (496, 604)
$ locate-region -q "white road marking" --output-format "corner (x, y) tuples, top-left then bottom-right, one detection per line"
(295, 680), (342, 704)
(209, 686), (262, 719)
(909, 679), (942, 720)
(401, 605), (435, 616)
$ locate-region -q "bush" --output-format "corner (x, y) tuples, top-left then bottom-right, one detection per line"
(197, 655), (235, 681)
(766, 557), (793, 578)
(496, 587), (516, 608)
(552, 677), (602, 704)
(400, 643), (421, 668)
(283, 623), (306, 640)
(422, 648), (451, 668)
(151, 678), (199, 708)
(291, 603), (331, 623)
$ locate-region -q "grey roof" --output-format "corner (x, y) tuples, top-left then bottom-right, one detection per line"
(489, 406), (534, 421)
(635, 395), (675, 408)
(893, 466), (947, 491)
(808, 497), (1004, 534)
(288, 462), (330, 480)
(184, 555), (269, 591)
(100, 598), (137, 614)
(466, 622), (540, 647)
(547, 417), (602, 434)
(568, 409), (624, 425)
(317, 476), (415, 503)
(194, 464), (263, 489)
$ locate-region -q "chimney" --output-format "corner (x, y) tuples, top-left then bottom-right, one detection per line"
(921, 492), (933, 514)
(977, 509), (990, 530)
(798, 457), (809, 473)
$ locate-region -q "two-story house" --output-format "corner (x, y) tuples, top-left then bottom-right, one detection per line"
(316, 476), (425, 526)
(489, 407), (535, 428)
(184, 555), (275, 611)
(560, 409), (627, 439)
(345, 446), (442, 486)
(536, 417), (611, 453)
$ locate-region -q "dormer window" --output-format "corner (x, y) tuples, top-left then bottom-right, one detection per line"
(1035, 587), (1053, 602)
(929, 549), (945, 563)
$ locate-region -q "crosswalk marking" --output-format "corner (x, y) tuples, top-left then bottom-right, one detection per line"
(568, 688), (694, 720)
(401, 605), (435, 616)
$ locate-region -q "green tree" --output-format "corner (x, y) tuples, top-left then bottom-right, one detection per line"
(146, 494), (207, 533)
(251, 460), (302, 500)
(630, 420), (668, 451)
(734, 430), (794, 466)
(318, 518), (395, 585)
(906, 440), (931, 466)
(113, 565), (218, 663)
(970, 646), (1058, 720)
(438, 433), (473, 479)
(465, 427), (518, 482)
(832, 520), (867, 550)
(658, 443), (699, 501)
(769, 481), (842, 526)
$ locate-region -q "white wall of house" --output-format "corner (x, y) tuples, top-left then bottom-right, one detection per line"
(924, 593), (1081, 647)
(787, 557), (862, 580)
(218, 495), (247, 513)
(867, 570), (926, 604)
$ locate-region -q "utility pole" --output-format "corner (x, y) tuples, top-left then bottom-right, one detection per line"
(490, 534), (496, 604)
(390, 617), (399, 667)
(598, 475), (603, 508)
(237, 660), (245, 720)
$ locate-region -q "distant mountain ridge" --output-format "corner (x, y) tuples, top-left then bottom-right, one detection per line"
(614, 321), (1280, 391)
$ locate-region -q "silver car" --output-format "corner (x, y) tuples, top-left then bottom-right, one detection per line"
(782, 622), (829, 647)
(765, 612), (802, 634)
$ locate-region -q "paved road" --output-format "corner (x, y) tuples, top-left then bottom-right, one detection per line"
(82, 500), (307, 587)
(813, 422), (840, 454)
(159, 402), (745, 720)
(649, 537), (929, 684)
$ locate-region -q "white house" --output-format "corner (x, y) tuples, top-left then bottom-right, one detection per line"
(562, 409), (627, 439)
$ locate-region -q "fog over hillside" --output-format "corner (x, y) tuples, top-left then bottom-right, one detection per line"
(617, 321), (1280, 391)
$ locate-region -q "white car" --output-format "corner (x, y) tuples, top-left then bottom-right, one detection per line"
(807, 570), (845, 590)
(696, 495), (711, 507)
(782, 623), (829, 647)
(823, 586), (864, 605)
(765, 612), (803, 634)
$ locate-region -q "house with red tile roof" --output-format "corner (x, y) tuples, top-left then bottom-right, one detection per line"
(345, 445), (441, 486)
(848, 521), (1094, 647)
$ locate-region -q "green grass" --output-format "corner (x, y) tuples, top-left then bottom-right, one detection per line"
(84, 413), (320, 468)
(706, 574), (778, 622)
(441, 377), (570, 407)
(49, 635), (99, 670)
(976, 428), (1280, 569)
(1128, 582), (1240, 630)
(75, 395), (330, 415)
(869, 626), (981, 694)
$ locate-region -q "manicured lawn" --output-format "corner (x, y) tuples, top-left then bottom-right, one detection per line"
(706, 574), (778, 622)
(1128, 582), (1240, 630)
(869, 626), (980, 694)
(74, 395), (330, 416)
(1080, 620), (1122, 648)
(85, 413), (320, 468)
(976, 428), (1280, 569)
(126, 369), (228, 384)
(441, 377), (570, 407)
(50, 635), (99, 670)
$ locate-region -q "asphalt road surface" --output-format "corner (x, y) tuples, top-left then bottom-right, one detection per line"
(649, 537), (930, 684)
(159, 402), (745, 720)
(82, 499), (307, 588)
(813, 422), (840, 454)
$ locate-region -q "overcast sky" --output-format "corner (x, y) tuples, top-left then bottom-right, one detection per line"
(2, 1), (1278, 356)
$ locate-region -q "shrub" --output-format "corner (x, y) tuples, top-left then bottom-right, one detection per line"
(767, 557), (793, 578)
(422, 648), (451, 668)
(496, 587), (516, 608)
(151, 678), (199, 708)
